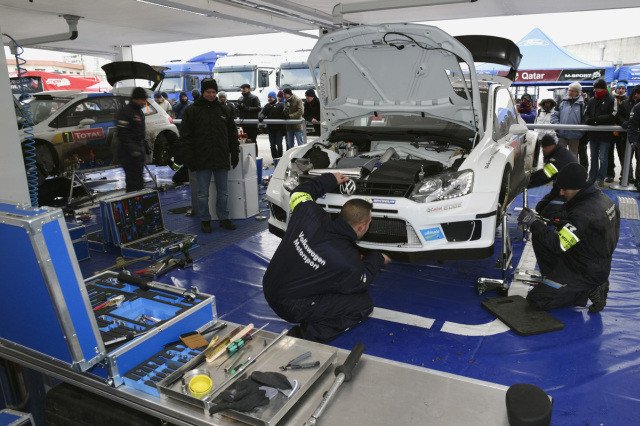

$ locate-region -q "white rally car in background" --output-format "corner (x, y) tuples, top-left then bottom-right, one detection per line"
(19, 62), (179, 185)
(266, 24), (538, 262)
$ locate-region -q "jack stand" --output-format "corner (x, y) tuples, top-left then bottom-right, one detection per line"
(255, 210), (268, 220)
(521, 188), (529, 241)
(67, 165), (96, 206)
(477, 212), (513, 295)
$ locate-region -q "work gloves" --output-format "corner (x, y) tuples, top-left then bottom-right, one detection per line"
(517, 207), (539, 228)
(231, 153), (239, 169)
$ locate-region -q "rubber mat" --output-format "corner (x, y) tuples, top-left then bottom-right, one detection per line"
(482, 295), (564, 336)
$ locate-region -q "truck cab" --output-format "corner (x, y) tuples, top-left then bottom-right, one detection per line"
(212, 54), (280, 107)
(156, 51), (226, 102)
(277, 50), (318, 100)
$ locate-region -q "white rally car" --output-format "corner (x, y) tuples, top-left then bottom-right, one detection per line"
(19, 61), (179, 182)
(266, 24), (538, 262)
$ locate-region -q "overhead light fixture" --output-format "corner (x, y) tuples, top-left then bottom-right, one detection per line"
(136, 0), (212, 17)
(333, 0), (477, 25)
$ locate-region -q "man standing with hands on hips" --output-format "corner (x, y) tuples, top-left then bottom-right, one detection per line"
(181, 78), (239, 233)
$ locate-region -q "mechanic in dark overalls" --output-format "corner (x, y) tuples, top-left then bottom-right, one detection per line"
(263, 173), (391, 343)
(518, 163), (620, 313)
(528, 134), (579, 219)
(117, 87), (148, 192)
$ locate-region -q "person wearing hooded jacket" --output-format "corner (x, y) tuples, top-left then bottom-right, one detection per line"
(606, 81), (629, 183)
(584, 78), (618, 185)
(117, 87), (149, 192)
(172, 91), (191, 120)
(533, 98), (557, 168)
(263, 173), (391, 343)
(180, 78), (239, 233)
(551, 82), (586, 156)
(517, 94), (536, 124)
(518, 163), (620, 313)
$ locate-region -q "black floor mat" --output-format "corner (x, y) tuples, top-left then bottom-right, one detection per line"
(168, 205), (191, 214)
(482, 295), (564, 336)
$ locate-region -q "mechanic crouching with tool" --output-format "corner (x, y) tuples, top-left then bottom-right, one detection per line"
(117, 87), (149, 192)
(527, 134), (579, 218)
(262, 173), (391, 343)
(518, 163), (620, 313)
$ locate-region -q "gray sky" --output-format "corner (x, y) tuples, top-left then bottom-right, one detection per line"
(7, 7), (640, 64)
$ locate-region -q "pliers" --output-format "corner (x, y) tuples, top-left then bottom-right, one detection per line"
(280, 351), (320, 371)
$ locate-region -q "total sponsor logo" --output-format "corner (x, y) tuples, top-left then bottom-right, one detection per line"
(71, 128), (104, 141)
(420, 226), (445, 242)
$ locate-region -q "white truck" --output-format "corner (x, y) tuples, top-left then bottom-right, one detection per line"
(277, 50), (317, 100)
(212, 54), (280, 106)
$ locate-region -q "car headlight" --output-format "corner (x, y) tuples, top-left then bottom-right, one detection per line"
(410, 169), (473, 203)
(283, 163), (300, 192)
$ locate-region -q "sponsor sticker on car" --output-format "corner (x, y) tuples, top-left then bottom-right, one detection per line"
(72, 128), (105, 142)
(420, 227), (445, 242)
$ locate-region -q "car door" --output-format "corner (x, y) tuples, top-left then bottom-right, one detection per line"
(492, 87), (527, 204)
(52, 95), (120, 169)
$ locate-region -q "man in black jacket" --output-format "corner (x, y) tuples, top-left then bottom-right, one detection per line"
(618, 85), (640, 184)
(303, 88), (321, 135)
(259, 91), (285, 161)
(237, 83), (261, 155)
(628, 95), (640, 195)
(585, 79), (618, 185)
(606, 81), (629, 183)
(181, 78), (239, 233)
(263, 173), (391, 343)
(518, 163), (620, 313)
(117, 87), (148, 192)
(529, 134), (579, 218)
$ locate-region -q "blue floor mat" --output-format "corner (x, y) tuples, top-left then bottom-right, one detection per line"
(75, 178), (640, 424)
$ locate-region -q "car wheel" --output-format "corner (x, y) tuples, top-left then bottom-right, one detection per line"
(24, 141), (58, 185)
(152, 132), (175, 166)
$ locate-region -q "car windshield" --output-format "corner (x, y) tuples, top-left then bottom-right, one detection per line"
(213, 70), (254, 91)
(25, 98), (70, 125)
(279, 67), (317, 90)
(157, 77), (183, 93)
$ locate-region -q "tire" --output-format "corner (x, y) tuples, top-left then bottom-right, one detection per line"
(23, 140), (58, 185)
(152, 132), (178, 166)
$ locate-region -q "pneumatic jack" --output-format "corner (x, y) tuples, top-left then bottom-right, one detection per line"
(477, 210), (512, 295)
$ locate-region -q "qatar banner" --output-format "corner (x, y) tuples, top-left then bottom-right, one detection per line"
(497, 68), (607, 83)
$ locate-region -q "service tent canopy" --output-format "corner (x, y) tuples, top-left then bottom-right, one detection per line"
(615, 64), (640, 88)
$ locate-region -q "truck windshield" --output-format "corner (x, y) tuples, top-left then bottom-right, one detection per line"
(157, 77), (183, 93)
(279, 67), (315, 90)
(213, 71), (254, 91)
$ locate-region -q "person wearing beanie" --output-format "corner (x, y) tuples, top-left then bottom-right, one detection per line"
(153, 91), (173, 115)
(236, 83), (261, 156)
(518, 162), (620, 313)
(551, 82), (586, 156)
(191, 89), (200, 102)
(277, 90), (284, 104)
(533, 98), (557, 167)
(517, 93), (536, 124)
(116, 87), (149, 192)
(606, 80), (630, 183)
(259, 91), (285, 161)
(528, 134), (579, 217)
(172, 91), (192, 120)
(303, 88), (321, 136)
(282, 88), (305, 149)
(181, 77), (239, 233)
(217, 91), (237, 119)
(584, 78), (618, 186)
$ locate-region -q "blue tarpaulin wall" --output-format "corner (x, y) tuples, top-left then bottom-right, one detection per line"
(153, 185), (640, 425)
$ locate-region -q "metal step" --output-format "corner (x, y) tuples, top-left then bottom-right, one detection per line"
(618, 197), (640, 220)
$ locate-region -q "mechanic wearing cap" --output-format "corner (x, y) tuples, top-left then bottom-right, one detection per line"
(518, 163), (620, 313)
(180, 78), (239, 233)
(607, 80), (629, 183)
(117, 87), (149, 192)
(259, 91), (285, 161)
(585, 78), (618, 186)
(627, 88), (640, 196)
(263, 173), (391, 343)
(237, 83), (261, 155)
(303, 88), (321, 135)
(528, 134), (578, 218)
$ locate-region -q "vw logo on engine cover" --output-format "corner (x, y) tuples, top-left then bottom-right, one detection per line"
(340, 180), (356, 196)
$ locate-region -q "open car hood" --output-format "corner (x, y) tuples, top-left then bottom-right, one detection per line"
(308, 24), (485, 139)
(101, 61), (168, 91)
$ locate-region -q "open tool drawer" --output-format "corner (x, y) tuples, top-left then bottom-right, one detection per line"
(85, 271), (217, 386)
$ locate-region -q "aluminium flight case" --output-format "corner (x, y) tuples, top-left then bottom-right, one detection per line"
(67, 222), (90, 261)
(100, 189), (197, 261)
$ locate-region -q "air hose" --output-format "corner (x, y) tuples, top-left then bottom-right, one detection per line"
(3, 34), (39, 207)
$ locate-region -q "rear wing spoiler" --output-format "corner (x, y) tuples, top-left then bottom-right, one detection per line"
(455, 35), (522, 81)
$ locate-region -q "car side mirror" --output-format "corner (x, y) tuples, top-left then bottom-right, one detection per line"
(79, 118), (96, 128)
(508, 123), (528, 136)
